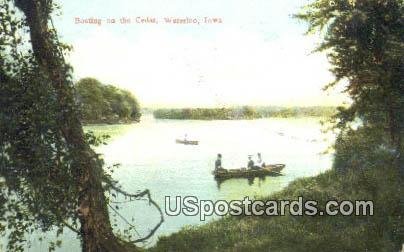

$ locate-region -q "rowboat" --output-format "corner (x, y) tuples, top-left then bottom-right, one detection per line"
(212, 164), (285, 179)
(176, 139), (199, 145)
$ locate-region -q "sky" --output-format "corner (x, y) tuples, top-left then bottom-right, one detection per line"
(53, 0), (349, 108)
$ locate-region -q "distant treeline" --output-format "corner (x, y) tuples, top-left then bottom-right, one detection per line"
(75, 78), (141, 124)
(153, 106), (336, 120)
(256, 106), (337, 118)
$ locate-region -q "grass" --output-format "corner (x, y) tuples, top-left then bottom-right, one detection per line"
(149, 166), (403, 252)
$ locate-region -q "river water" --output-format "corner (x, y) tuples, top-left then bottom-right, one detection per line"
(21, 115), (334, 251)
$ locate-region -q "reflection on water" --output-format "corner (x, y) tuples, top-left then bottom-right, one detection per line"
(214, 173), (284, 189)
(25, 114), (335, 251)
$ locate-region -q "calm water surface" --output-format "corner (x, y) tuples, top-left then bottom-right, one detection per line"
(23, 115), (334, 251)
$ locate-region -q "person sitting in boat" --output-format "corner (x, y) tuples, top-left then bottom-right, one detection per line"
(247, 155), (255, 169)
(256, 153), (265, 168)
(215, 153), (222, 171)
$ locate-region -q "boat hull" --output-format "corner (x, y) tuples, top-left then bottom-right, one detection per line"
(212, 164), (285, 179)
(176, 139), (199, 145)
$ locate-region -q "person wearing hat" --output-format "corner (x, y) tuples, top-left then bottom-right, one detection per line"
(256, 153), (265, 168)
(247, 155), (255, 169)
(215, 153), (222, 171)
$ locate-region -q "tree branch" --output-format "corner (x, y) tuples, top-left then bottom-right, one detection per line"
(104, 180), (164, 244)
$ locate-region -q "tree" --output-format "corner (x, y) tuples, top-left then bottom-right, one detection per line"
(296, 0), (404, 173)
(76, 78), (109, 122)
(241, 106), (260, 119)
(0, 0), (161, 251)
(75, 78), (141, 123)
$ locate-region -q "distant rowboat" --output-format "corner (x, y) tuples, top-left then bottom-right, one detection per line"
(213, 164), (285, 179)
(176, 139), (199, 145)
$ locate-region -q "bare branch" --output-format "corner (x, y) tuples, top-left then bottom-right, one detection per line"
(62, 220), (80, 234)
(104, 179), (165, 244)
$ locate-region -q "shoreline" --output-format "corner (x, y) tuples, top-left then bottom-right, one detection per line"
(82, 119), (140, 126)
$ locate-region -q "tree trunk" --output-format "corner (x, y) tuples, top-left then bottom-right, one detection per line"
(14, 1), (135, 251)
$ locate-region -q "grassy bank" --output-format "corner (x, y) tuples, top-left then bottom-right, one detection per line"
(150, 166), (403, 251)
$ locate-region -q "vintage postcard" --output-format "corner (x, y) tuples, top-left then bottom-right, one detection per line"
(0, 0), (403, 251)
